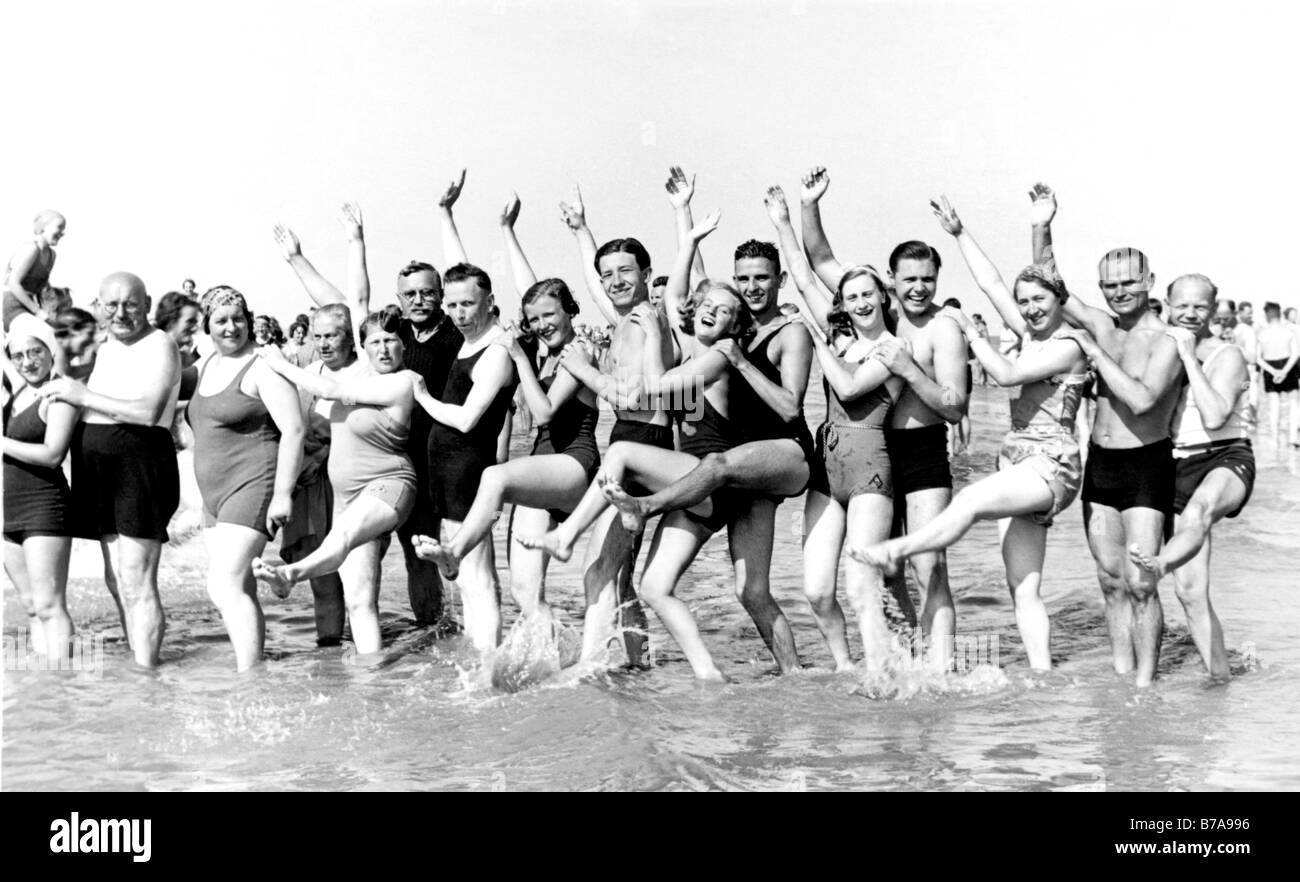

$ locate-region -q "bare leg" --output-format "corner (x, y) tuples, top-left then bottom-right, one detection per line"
(282, 531), (346, 644)
(506, 505), (557, 626)
(843, 494), (896, 671)
(337, 537), (385, 655)
(1121, 507), (1168, 687)
(999, 515), (1051, 670)
(638, 514), (721, 680)
(5, 537), (44, 656)
(203, 524), (269, 671)
(264, 497), (400, 587)
(578, 508), (637, 663)
(103, 535), (166, 668)
(801, 491), (852, 669)
(446, 517), (501, 653)
(728, 498), (800, 673)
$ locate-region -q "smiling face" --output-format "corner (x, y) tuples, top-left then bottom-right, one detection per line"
(523, 293), (574, 351)
(397, 269), (443, 326)
(892, 258), (939, 316)
(209, 304), (251, 355)
(1014, 279), (1065, 335)
(291, 324), (307, 344)
(312, 312), (353, 369)
(251, 317), (272, 346)
(442, 277), (493, 335)
(363, 327), (404, 374)
(1168, 277), (1216, 334)
(39, 216), (66, 247)
(171, 304), (200, 348)
(1097, 251), (1153, 317)
(597, 251), (649, 311)
(693, 288), (744, 345)
(98, 275), (150, 342)
(840, 274), (887, 334)
(732, 256), (785, 316)
(9, 337), (54, 386)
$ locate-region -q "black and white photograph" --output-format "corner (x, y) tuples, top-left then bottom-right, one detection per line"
(2, 0), (1297, 809)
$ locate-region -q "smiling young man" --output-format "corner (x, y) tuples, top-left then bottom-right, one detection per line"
(1030, 184), (1186, 687)
(800, 168), (968, 668)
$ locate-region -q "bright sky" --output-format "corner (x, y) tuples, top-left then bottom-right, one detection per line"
(5, 0), (1298, 328)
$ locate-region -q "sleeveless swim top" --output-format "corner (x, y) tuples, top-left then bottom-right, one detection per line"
(186, 357), (280, 501)
(678, 362), (745, 458)
(2, 246), (54, 330)
(430, 345), (518, 455)
(84, 328), (181, 427)
(824, 342), (895, 428)
(531, 361), (599, 458)
(3, 395), (72, 501)
(327, 399), (415, 502)
(736, 322), (814, 448)
(1010, 372), (1089, 432)
(1172, 343), (1250, 448)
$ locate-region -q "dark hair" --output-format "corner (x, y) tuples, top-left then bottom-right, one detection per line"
(521, 278), (581, 334)
(1150, 300), (1164, 316)
(1237, 300), (1253, 311)
(267, 316), (286, 346)
(594, 238), (651, 272)
(359, 304), (404, 345)
(1014, 264), (1069, 303)
(289, 321), (308, 340)
(1263, 301), (1281, 317)
(942, 297), (962, 309)
(182, 278), (196, 287)
(733, 239), (781, 272)
(831, 266), (892, 336)
(651, 276), (669, 288)
(443, 262), (492, 295)
(53, 307), (96, 338)
(295, 313), (309, 325)
(154, 291), (200, 332)
(888, 240), (942, 274)
(399, 260), (440, 280)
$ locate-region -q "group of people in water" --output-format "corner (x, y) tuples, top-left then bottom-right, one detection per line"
(2, 168), (1275, 686)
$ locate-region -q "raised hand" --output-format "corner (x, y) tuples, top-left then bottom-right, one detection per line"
(438, 168), (467, 209)
(690, 209), (721, 241)
(1028, 182), (1057, 227)
(665, 165), (696, 209)
(801, 166), (830, 204)
(338, 202), (363, 240)
(764, 186), (791, 226)
(501, 192), (521, 228)
(272, 224), (301, 261)
(559, 184), (586, 231)
(929, 196), (963, 236)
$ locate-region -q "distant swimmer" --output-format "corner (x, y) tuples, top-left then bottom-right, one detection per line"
(765, 185), (905, 672)
(1129, 275), (1254, 682)
(188, 287), (304, 671)
(36, 272), (182, 668)
(253, 306), (419, 658)
(1031, 184), (1186, 687)
(3, 315), (79, 662)
(1257, 301), (1299, 447)
(4, 210), (65, 331)
(802, 167), (969, 668)
(852, 199), (1089, 671)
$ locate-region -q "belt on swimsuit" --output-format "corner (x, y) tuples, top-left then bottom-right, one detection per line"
(1173, 437), (1251, 459)
(822, 421), (882, 451)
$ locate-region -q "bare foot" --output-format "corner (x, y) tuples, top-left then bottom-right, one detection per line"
(252, 558), (293, 599)
(848, 541), (900, 575)
(1127, 543), (1167, 579)
(272, 224), (301, 261)
(412, 534), (459, 580)
(515, 529), (574, 563)
(601, 479), (647, 535)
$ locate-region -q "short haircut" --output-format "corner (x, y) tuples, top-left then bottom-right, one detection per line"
(1098, 247), (1150, 277)
(1263, 301), (1281, 317)
(522, 278), (581, 323)
(1015, 264), (1069, 303)
(182, 278), (196, 287)
(733, 239), (781, 271)
(53, 307), (96, 337)
(594, 238), (651, 272)
(312, 302), (354, 348)
(155, 291), (200, 332)
(1167, 273), (1219, 303)
(942, 297), (962, 309)
(399, 260), (440, 280)
(359, 304), (404, 344)
(651, 276), (669, 288)
(443, 262), (492, 295)
(1237, 300), (1253, 311)
(199, 285), (254, 334)
(889, 241), (942, 274)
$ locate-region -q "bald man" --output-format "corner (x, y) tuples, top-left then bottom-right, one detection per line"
(36, 273), (182, 668)
(1031, 186), (1185, 687)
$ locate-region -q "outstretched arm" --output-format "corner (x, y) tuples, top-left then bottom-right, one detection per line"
(438, 169), (470, 266)
(766, 185), (834, 334)
(1063, 328), (1183, 415)
(798, 167), (848, 293)
(931, 196), (1026, 337)
(1167, 329), (1247, 430)
(500, 193), (537, 310)
(273, 224), (345, 307)
(259, 344), (408, 408)
(559, 185), (618, 326)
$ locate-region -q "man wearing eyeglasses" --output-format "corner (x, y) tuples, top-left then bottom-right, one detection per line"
(1030, 184), (1186, 688)
(394, 260), (464, 627)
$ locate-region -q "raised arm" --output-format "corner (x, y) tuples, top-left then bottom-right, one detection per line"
(665, 166), (708, 286)
(273, 224), (345, 307)
(798, 167), (848, 293)
(560, 185), (618, 326)
(1, 399), (78, 468)
(1063, 327), (1184, 415)
(339, 202), (371, 316)
(1167, 329), (1247, 430)
(931, 196), (1026, 337)
(766, 185), (834, 333)
(1028, 183), (1115, 336)
(437, 169), (470, 266)
(500, 193), (538, 308)
(411, 343), (514, 433)
(4, 242), (45, 318)
(661, 199), (720, 337)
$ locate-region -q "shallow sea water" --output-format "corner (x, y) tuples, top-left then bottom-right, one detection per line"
(4, 379), (1299, 791)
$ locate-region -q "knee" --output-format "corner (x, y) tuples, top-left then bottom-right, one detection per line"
(29, 593), (63, 620)
(803, 581), (836, 612)
(480, 466), (506, 495)
(1181, 501), (1213, 538)
(604, 443), (629, 470)
(735, 577), (771, 611)
(1095, 564), (1125, 595)
(701, 451), (734, 480)
(1172, 573), (1209, 609)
